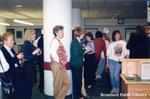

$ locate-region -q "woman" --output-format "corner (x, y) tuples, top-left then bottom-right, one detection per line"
(107, 30), (129, 94)
(70, 27), (84, 99)
(0, 47), (9, 99)
(50, 25), (71, 99)
(0, 32), (29, 99)
(22, 28), (41, 99)
(84, 32), (96, 90)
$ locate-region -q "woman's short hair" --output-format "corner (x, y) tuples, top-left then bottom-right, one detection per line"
(2, 32), (14, 42)
(24, 28), (35, 41)
(53, 25), (64, 36)
(86, 32), (94, 40)
(112, 30), (121, 41)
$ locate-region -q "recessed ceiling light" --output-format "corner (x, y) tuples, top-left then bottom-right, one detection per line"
(13, 19), (34, 26)
(16, 4), (22, 8)
(0, 22), (10, 26)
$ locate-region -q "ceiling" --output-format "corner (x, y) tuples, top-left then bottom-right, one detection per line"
(0, 0), (147, 24)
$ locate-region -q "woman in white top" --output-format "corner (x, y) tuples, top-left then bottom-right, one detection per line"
(106, 30), (129, 94)
(0, 50), (10, 99)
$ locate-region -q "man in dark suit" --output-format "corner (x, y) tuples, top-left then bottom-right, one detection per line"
(127, 25), (149, 58)
(37, 34), (44, 92)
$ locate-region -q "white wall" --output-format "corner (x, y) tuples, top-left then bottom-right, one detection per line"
(7, 18), (147, 44)
(84, 19), (147, 40)
(0, 18), (6, 35)
(7, 26), (42, 52)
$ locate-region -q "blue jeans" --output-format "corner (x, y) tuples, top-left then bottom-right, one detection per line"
(96, 58), (105, 76)
(108, 59), (121, 89)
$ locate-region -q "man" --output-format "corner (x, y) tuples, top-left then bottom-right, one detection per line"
(50, 25), (71, 99)
(127, 25), (149, 58)
(145, 25), (150, 58)
(37, 33), (44, 92)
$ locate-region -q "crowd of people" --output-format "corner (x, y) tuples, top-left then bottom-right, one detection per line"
(0, 28), (43, 99)
(0, 24), (150, 99)
(70, 25), (150, 99)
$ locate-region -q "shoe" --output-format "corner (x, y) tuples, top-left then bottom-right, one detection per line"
(111, 88), (119, 94)
(83, 95), (90, 99)
(114, 88), (119, 94)
(110, 88), (116, 94)
(87, 85), (93, 89)
(39, 88), (44, 93)
(95, 75), (101, 80)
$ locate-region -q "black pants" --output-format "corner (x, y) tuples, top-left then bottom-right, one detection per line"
(8, 68), (31, 99)
(71, 66), (83, 99)
(37, 61), (44, 91)
(84, 54), (96, 90)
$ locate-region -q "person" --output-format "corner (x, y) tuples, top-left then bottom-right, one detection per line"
(96, 33), (109, 79)
(0, 35), (2, 47)
(37, 33), (44, 92)
(127, 25), (149, 58)
(0, 47), (10, 99)
(106, 30), (129, 94)
(145, 25), (150, 58)
(0, 34), (4, 99)
(0, 32), (30, 99)
(50, 25), (71, 99)
(94, 31), (106, 66)
(83, 32), (96, 91)
(22, 28), (41, 99)
(70, 27), (84, 99)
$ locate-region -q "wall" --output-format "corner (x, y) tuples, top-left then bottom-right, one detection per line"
(7, 26), (42, 44)
(84, 19), (147, 40)
(6, 18), (147, 52)
(0, 18), (6, 35)
(7, 26), (42, 52)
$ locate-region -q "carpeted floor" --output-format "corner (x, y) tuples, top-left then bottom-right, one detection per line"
(32, 71), (121, 99)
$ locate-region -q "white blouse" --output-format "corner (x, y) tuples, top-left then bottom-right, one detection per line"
(0, 50), (9, 73)
(50, 38), (60, 62)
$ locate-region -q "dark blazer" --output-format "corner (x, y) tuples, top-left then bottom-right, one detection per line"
(70, 38), (84, 67)
(37, 36), (43, 62)
(1, 46), (30, 99)
(127, 32), (149, 58)
(22, 41), (37, 85)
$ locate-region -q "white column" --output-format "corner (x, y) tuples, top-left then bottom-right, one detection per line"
(43, 0), (72, 96)
(0, 18), (6, 35)
(72, 8), (82, 28)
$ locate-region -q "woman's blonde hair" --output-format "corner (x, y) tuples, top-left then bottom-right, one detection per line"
(2, 32), (14, 42)
(24, 28), (35, 41)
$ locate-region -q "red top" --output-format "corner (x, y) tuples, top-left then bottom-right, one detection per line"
(94, 38), (106, 64)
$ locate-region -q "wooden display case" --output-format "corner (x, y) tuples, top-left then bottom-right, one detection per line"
(121, 59), (150, 99)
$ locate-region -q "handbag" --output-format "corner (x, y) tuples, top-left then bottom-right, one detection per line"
(0, 60), (15, 96)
